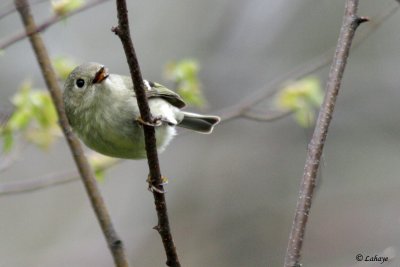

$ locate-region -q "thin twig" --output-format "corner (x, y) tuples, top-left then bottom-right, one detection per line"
(241, 109), (293, 122)
(283, 1), (368, 267)
(112, 1), (181, 266)
(0, 138), (28, 173)
(1, 0), (110, 50)
(14, 1), (129, 266)
(0, 109), (290, 193)
(0, 154), (120, 196)
(0, 0), (48, 20)
(216, 0), (400, 123)
(0, 170), (77, 195)
(0, 2), (398, 197)
(0, 108), (13, 127)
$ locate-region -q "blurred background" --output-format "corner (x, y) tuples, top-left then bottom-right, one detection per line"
(1, 0), (400, 266)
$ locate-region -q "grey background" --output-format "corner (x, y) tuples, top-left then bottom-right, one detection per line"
(1, 0), (400, 266)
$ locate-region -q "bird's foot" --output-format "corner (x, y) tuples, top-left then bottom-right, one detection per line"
(147, 175), (168, 194)
(136, 116), (163, 127)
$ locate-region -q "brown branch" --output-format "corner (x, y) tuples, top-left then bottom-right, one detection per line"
(0, 107), (13, 127)
(283, 1), (368, 267)
(0, 154), (120, 196)
(216, 0), (399, 123)
(0, 139), (28, 173)
(241, 109), (293, 122)
(0, 0), (48, 20)
(14, 1), (129, 266)
(0, 170), (77, 195)
(0, 0), (110, 50)
(0, 2), (398, 197)
(112, 1), (180, 266)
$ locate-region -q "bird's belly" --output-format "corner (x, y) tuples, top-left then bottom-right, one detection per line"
(79, 119), (176, 159)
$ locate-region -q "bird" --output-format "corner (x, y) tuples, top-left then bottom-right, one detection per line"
(63, 62), (220, 159)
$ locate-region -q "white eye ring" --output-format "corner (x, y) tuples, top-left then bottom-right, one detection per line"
(76, 78), (85, 88)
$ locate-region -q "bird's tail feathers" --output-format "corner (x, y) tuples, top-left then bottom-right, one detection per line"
(178, 112), (220, 134)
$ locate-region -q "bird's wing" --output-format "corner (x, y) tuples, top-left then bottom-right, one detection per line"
(144, 80), (186, 109)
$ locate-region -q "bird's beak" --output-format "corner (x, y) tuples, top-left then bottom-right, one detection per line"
(93, 66), (109, 84)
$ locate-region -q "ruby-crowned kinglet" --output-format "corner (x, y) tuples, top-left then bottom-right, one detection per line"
(63, 62), (220, 159)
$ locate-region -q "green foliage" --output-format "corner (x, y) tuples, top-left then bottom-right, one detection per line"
(88, 153), (119, 182)
(164, 59), (206, 108)
(2, 131), (13, 153)
(1, 80), (115, 180)
(0, 65), (122, 181)
(0, 81), (60, 153)
(275, 77), (323, 127)
(53, 56), (77, 80)
(1, 57), (206, 181)
(51, 0), (84, 16)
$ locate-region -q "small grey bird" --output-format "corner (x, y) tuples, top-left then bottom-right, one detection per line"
(63, 62), (220, 159)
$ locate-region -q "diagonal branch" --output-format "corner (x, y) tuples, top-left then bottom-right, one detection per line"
(216, 0), (400, 123)
(0, 2), (398, 197)
(0, 154), (120, 196)
(112, 1), (180, 266)
(241, 109), (293, 122)
(14, 1), (129, 266)
(1, 0), (110, 50)
(283, 1), (368, 266)
(0, 0), (48, 20)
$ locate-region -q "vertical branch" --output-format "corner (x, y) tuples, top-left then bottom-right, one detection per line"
(284, 1), (368, 267)
(112, 1), (181, 267)
(14, 1), (129, 267)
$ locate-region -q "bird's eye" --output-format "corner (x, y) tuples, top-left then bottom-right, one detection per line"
(76, 78), (85, 88)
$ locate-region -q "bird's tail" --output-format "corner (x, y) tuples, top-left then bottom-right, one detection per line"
(178, 112), (220, 134)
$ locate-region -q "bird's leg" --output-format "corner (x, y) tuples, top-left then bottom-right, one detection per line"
(136, 116), (163, 127)
(147, 174), (169, 194)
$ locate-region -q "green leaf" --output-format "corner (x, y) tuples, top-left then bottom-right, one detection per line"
(87, 153), (119, 181)
(3, 82), (61, 152)
(94, 169), (105, 182)
(25, 129), (56, 150)
(164, 59), (206, 108)
(275, 77), (323, 128)
(177, 86), (204, 107)
(294, 106), (315, 128)
(8, 82), (35, 131)
(12, 81), (32, 107)
(2, 130), (14, 153)
(31, 92), (58, 129)
(52, 56), (77, 80)
(7, 110), (31, 130)
(51, 0), (85, 16)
